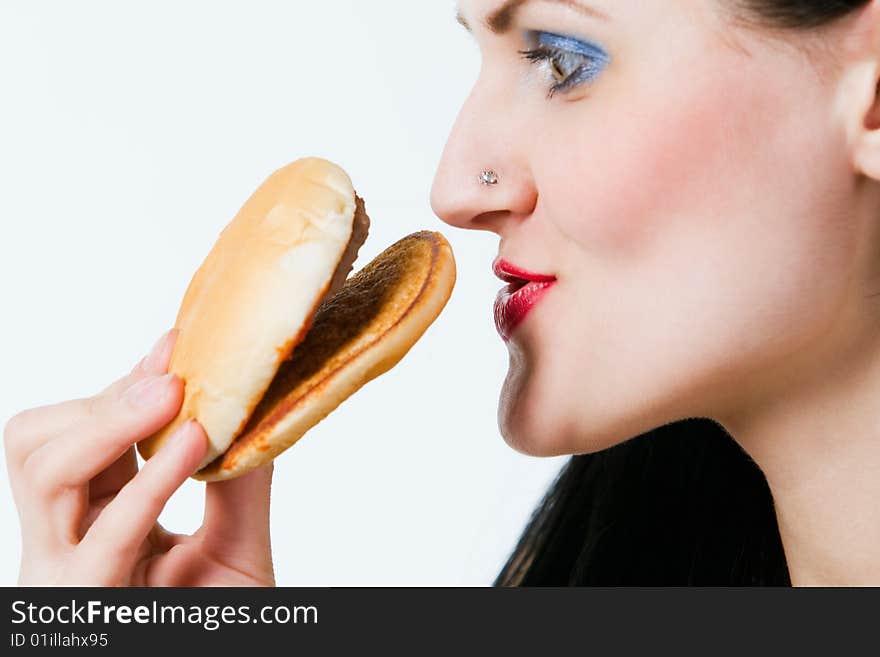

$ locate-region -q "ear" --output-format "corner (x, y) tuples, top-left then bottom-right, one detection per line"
(836, 0), (880, 179)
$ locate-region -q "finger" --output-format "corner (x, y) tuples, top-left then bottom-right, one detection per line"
(19, 373), (184, 546)
(72, 419), (207, 585)
(88, 446), (138, 502)
(3, 329), (178, 465)
(24, 373), (184, 494)
(4, 398), (91, 467)
(100, 328), (179, 397)
(203, 462), (274, 547)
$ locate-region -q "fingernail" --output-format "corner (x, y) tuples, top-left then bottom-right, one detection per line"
(162, 420), (189, 450)
(167, 419), (208, 463)
(124, 373), (176, 407)
(175, 418), (202, 442)
(144, 329), (177, 372)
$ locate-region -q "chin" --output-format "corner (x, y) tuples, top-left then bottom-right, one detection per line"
(497, 346), (663, 458)
(496, 354), (583, 457)
(497, 384), (655, 458)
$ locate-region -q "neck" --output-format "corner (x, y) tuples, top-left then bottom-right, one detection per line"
(719, 296), (880, 586)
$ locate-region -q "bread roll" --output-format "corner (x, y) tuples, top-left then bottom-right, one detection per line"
(195, 230), (456, 481)
(137, 157), (368, 470)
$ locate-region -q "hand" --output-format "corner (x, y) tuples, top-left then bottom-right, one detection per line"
(4, 329), (275, 586)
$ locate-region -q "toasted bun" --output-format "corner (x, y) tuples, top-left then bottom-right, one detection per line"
(195, 230), (456, 481)
(137, 157), (367, 470)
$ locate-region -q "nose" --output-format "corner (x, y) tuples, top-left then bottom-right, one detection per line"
(430, 76), (538, 235)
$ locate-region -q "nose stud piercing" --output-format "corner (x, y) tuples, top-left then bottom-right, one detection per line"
(479, 170), (499, 186)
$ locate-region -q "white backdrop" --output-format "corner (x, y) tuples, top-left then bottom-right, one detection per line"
(0, 0), (566, 585)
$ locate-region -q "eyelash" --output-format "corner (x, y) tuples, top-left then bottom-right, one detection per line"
(518, 37), (608, 98)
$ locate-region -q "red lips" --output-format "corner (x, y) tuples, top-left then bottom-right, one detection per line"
(492, 257), (556, 342)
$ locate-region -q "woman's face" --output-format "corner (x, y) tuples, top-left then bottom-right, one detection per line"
(431, 0), (866, 456)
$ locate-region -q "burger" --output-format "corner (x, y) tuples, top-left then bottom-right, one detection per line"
(136, 157), (456, 481)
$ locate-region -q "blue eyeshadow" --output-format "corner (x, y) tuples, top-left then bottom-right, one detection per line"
(536, 31), (610, 65)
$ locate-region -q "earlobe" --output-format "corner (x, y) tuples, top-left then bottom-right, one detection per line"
(850, 79), (880, 182)
(865, 80), (880, 131)
(838, 1), (880, 179)
(852, 77), (880, 179)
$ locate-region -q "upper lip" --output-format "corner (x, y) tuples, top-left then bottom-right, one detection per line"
(492, 257), (557, 285)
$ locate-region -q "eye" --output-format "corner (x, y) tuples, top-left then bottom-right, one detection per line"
(519, 31), (610, 98)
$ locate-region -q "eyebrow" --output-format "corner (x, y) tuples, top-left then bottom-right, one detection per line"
(456, 0), (610, 34)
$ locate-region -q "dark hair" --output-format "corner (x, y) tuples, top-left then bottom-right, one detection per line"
(732, 0), (869, 29)
(495, 419), (790, 585)
(494, 0), (870, 587)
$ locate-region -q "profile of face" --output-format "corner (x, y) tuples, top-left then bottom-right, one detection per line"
(431, 0), (880, 457)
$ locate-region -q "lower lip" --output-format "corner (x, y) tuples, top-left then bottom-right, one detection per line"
(494, 280), (556, 342)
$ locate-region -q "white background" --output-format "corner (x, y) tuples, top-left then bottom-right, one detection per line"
(0, 0), (566, 585)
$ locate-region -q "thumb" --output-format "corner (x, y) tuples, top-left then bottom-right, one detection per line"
(202, 462), (274, 546)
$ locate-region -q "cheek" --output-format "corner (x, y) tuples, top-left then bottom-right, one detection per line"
(523, 55), (856, 428)
(539, 53), (854, 310)
(541, 63), (778, 253)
